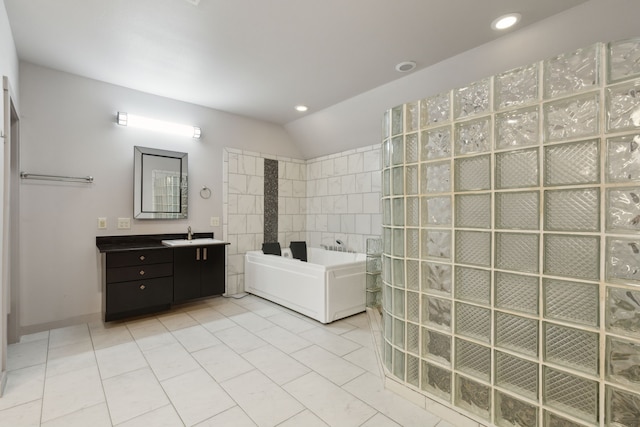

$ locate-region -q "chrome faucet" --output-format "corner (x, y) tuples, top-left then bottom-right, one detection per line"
(187, 226), (193, 240)
(336, 239), (344, 252)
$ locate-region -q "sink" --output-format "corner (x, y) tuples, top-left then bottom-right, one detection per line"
(161, 238), (225, 247)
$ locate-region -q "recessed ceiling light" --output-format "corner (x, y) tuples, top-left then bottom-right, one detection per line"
(395, 61), (417, 73)
(295, 105), (309, 112)
(491, 13), (521, 30)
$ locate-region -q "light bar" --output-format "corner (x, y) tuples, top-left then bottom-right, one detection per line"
(116, 112), (201, 139)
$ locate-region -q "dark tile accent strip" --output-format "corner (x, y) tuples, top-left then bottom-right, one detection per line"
(264, 158), (278, 243)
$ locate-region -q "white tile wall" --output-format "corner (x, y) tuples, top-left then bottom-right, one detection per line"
(223, 144), (381, 294)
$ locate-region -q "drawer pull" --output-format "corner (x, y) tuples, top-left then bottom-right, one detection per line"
(203, 247), (207, 261)
(139, 284), (146, 290)
(139, 270), (145, 276)
(196, 248), (200, 261)
(139, 255), (145, 261)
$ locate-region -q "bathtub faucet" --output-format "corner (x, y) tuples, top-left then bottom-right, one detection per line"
(336, 239), (344, 252)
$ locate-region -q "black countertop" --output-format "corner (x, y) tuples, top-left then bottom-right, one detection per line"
(96, 232), (216, 253)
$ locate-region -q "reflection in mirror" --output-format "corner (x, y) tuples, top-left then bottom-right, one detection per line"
(134, 146), (188, 219)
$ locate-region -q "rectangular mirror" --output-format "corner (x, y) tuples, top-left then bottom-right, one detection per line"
(134, 146), (188, 219)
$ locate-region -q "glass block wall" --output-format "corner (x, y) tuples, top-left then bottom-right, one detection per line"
(380, 39), (640, 427)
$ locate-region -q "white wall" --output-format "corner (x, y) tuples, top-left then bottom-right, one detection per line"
(286, 0), (640, 159)
(18, 62), (301, 331)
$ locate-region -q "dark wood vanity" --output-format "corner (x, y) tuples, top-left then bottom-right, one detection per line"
(96, 233), (228, 321)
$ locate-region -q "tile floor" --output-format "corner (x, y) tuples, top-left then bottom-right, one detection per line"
(0, 295), (452, 427)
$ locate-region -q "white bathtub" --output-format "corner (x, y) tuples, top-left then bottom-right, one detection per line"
(244, 248), (366, 323)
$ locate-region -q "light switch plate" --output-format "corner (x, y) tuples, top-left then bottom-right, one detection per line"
(210, 216), (220, 226)
(98, 217), (107, 229)
(117, 217), (131, 229)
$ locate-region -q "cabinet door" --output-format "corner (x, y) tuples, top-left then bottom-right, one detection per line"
(173, 247), (201, 302)
(201, 245), (226, 297)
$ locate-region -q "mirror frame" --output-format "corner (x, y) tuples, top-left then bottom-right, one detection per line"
(134, 146), (188, 219)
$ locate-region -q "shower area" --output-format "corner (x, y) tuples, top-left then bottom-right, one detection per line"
(379, 39), (640, 426)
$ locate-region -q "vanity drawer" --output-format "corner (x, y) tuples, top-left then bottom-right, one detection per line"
(106, 277), (173, 316)
(107, 249), (172, 268)
(106, 262), (173, 283)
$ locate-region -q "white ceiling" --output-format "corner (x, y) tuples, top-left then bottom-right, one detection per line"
(5, 0), (587, 125)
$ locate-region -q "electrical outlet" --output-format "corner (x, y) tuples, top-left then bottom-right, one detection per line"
(97, 217), (107, 229)
(210, 216), (220, 226)
(117, 217), (131, 229)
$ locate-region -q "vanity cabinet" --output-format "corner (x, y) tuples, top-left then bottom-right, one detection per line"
(103, 248), (174, 321)
(173, 245), (225, 303)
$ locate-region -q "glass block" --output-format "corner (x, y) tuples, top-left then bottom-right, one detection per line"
(422, 196), (451, 226)
(391, 106), (403, 136)
(606, 386), (640, 427)
(495, 391), (538, 427)
(455, 266), (491, 306)
(495, 148), (539, 189)
(422, 91), (451, 127)
(393, 318), (405, 349)
(544, 322), (599, 375)
(366, 237), (383, 255)
(543, 279), (599, 327)
(422, 295), (451, 331)
(393, 288), (405, 320)
(406, 354), (420, 387)
(421, 361), (451, 401)
(544, 411), (587, 427)
(495, 351), (538, 400)
(422, 328), (451, 365)
(383, 110), (390, 140)
(392, 166), (404, 195)
(405, 102), (419, 133)
(405, 228), (419, 259)
(405, 165), (418, 195)
(606, 79), (640, 132)
(382, 255), (392, 284)
(407, 291), (420, 323)
(383, 138), (391, 168)
(383, 168), (391, 197)
(607, 134), (640, 183)
(607, 187), (640, 232)
(455, 155), (491, 191)
(455, 302), (491, 343)
(606, 336), (640, 389)
(392, 197), (404, 226)
(608, 37), (640, 83)
(422, 262), (452, 295)
(422, 229), (451, 260)
(496, 312), (538, 357)
(495, 106), (540, 149)
(495, 232), (539, 273)
(543, 367), (598, 423)
(456, 374), (491, 420)
(544, 188), (600, 232)
(383, 339), (392, 372)
(454, 78), (491, 119)
(495, 62), (539, 110)
(393, 257), (404, 287)
(496, 191), (539, 230)
(366, 272), (382, 290)
(405, 196), (419, 227)
(391, 136), (403, 165)
(406, 259), (419, 291)
(544, 44), (599, 99)
(421, 126), (451, 161)
(544, 139), (600, 186)
(383, 282), (392, 313)
(405, 132), (419, 163)
(383, 228), (391, 256)
(422, 161), (451, 193)
(543, 92), (599, 143)
(392, 228), (404, 258)
(393, 347), (405, 379)
(366, 289), (381, 309)
(544, 234), (600, 280)
(606, 237), (640, 285)
(454, 116), (492, 155)
(455, 193), (491, 229)
(607, 287), (640, 337)
(407, 323), (419, 355)
(495, 272), (539, 315)
(455, 338), (491, 381)
(366, 255), (382, 274)
(455, 230), (491, 267)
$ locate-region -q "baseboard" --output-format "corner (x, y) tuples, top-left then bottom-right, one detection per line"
(18, 312), (102, 338)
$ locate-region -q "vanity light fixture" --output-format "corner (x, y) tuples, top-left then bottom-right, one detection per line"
(491, 13), (521, 30)
(295, 105), (309, 112)
(116, 112), (201, 139)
